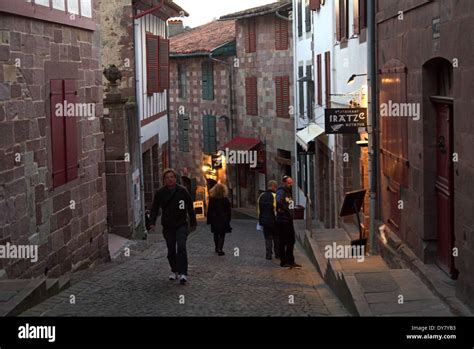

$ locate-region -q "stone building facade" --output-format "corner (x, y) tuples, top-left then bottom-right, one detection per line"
(99, 0), (187, 236)
(376, 0), (474, 311)
(169, 20), (236, 200)
(220, 1), (294, 207)
(0, 0), (109, 278)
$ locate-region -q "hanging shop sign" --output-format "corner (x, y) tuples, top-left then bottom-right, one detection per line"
(325, 108), (368, 134)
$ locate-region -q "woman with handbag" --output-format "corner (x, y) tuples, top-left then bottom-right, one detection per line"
(207, 183), (232, 256)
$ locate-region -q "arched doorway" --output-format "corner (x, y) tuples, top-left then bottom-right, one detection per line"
(422, 57), (457, 278)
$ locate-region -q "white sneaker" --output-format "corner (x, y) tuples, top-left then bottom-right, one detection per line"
(179, 274), (187, 285)
(169, 272), (178, 281)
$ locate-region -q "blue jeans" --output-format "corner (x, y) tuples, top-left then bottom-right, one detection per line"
(163, 224), (189, 275)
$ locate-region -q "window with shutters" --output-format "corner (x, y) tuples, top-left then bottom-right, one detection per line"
(246, 18), (257, 53)
(336, 0), (349, 42)
(202, 61), (214, 100)
(275, 17), (288, 50)
(0, 0), (95, 30)
(245, 77), (258, 116)
(305, 0), (311, 32)
(306, 65), (314, 120)
(178, 113), (189, 152)
(297, 0), (303, 37)
(203, 115), (217, 154)
(298, 66), (304, 117)
(146, 33), (169, 95)
(275, 76), (290, 118)
(317, 54), (322, 106)
(353, 0), (367, 35)
(324, 51), (331, 108)
(158, 37), (170, 91)
(50, 79), (78, 188)
(146, 33), (159, 95)
(178, 64), (187, 99)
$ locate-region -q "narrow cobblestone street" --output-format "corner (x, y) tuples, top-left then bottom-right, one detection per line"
(22, 219), (348, 317)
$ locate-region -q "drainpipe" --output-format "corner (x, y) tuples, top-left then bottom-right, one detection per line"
(367, 0), (378, 254)
(166, 24), (172, 170)
(132, 10), (146, 238)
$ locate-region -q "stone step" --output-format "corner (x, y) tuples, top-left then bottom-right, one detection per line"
(0, 279), (47, 317)
(45, 279), (59, 298)
(58, 275), (71, 292)
(297, 227), (453, 317)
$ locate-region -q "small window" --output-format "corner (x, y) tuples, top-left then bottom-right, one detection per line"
(81, 0), (92, 18)
(52, 0), (66, 11)
(67, 0), (80, 15)
(35, 0), (51, 7)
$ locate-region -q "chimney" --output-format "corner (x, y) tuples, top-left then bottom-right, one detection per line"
(168, 19), (185, 37)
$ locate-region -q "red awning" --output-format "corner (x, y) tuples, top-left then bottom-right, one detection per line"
(221, 137), (261, 151)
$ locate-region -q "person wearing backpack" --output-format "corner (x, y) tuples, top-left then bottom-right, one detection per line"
(257, 180), (279, 260)
(149, 168), (197, 285)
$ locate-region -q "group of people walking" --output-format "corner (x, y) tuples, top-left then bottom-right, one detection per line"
(148, 168), (300, 285)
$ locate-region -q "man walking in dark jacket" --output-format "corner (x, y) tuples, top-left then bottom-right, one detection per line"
(258, 180), (279, 260)
(149, 169), (197, 284)
(276, 176), (302, 269)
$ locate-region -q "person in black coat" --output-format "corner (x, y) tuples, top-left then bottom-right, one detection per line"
(258, 180), (279, 260)
(207, 183), (232, 256)
(149, 169), (197, 284)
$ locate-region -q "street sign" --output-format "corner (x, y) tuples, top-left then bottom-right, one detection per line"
(325, 108), (368, 134)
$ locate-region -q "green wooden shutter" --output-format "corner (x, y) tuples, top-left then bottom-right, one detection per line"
(203, 115), (216, 154)
(178, 113), (189, 152)
(202, 61), (214, 100)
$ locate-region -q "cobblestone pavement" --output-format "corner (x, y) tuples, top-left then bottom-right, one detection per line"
(22, 219), (348, 316)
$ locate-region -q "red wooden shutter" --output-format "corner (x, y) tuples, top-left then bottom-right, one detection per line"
(324, 51), (331, 107)
(158, 37), (170, 91)
(50, 80), (67, 187)
(146, 33), (159, 95)
(335, 0), (341, 41)
(275, 17), (288, 50)
(309, 0), (321, 11)
(317, 54), (322, 106)
(246, 18), (256, 53)
(379, 65), (408, 187)
(282, 76), (290, 117)
(353, 0), (360, 35)
(246, 77), (258, 116)
(275, 76), (290, 118)
(275, 77), (282, 117)
(64, 80), (78, 182)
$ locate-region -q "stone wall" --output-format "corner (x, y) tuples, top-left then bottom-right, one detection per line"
(0, 5), (109, 279)
(234, 14), (294, 203)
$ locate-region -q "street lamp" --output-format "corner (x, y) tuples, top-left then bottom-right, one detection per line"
(347, 73), (368, 85)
